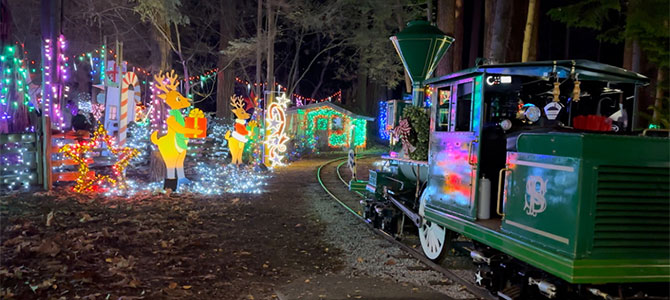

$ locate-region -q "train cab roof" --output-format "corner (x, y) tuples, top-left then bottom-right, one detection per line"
(425, 60), (649, 86)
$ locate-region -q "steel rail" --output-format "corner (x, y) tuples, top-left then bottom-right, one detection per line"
(317, 157), (495, 300)
(335, 160), (366, 198)
(316, 156), (364, 219)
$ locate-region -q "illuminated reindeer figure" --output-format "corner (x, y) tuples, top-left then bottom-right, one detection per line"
(225, 95), (256, 165)
(151, 70), (203, 191)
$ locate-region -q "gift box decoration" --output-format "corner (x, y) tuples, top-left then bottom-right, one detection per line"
(184, 108), (207, 138)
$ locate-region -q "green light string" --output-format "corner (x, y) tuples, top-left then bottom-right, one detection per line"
(100, 44), (106, 83)
(303, 106), (367, 149)
(351, 118), (367, 148)
(0, 45), (34, 112)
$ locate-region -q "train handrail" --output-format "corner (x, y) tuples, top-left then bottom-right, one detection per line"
(641, 128), (670, 136)
(497, 167), (511, 218)
(383, 175), (406, 191)
(467, 139), (478, 166)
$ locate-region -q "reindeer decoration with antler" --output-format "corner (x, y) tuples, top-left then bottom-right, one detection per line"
(225, 95), (257, 165)
(151, 70), (203, 191)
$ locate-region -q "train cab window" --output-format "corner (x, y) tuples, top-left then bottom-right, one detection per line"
(436, 87), (452, 131)
(454, 82), (473, 131)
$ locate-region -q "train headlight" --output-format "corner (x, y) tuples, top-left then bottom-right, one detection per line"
(523, 104), (541, 123)
(499, 119), (512, 131)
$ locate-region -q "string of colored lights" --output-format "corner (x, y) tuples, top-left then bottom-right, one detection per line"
(302, 106), (367, 149)
(0, 44), (34, 116)
(13, 38), (343, 140)
(378, 100), (390, 141)
(42, 36), (68, 129)
(27, 39), (341, 108)
(232, 76), (342, 104)
(149, 81), (168, 132)
(1, 41), (38, 190)
(0, 41), (279, 193)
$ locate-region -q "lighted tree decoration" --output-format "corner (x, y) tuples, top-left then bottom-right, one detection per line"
(264, 93), (290, 167)
(59, 123), (139, 193)
(0, 43), (35, 133)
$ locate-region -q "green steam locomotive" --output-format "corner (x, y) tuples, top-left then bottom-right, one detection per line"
(364, 21), (669, 299)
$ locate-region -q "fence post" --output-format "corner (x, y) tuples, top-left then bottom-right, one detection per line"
(36, 130), (43, 186)
(42, 116), (52, 190)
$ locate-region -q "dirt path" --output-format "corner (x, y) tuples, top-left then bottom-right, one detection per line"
(0, 156), (469, 299)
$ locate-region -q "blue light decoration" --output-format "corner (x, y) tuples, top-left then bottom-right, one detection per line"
(378, 100), (389, 141)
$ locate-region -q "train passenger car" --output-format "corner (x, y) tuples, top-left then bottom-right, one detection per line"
(366, 60), (669, 299)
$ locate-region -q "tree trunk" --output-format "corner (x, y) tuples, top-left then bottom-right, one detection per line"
(505, 0), (525, 62)
(652, 68), (665, 124)
(483, 0), (496, 61)
(521, 0), (537, 62)
(266, 0), (276, 104)
(216, 0), (236, 121)
(427, 0), (433, 22)
(623, 38), (633, 70)
(149, 150), (166, 182)
(310, 56), (330, 99)
(180, 55), (189, 98)
(488, 0), (512, 63)
(452, 0), (464, 71)
(356, 66), (368, 113)
(287, 28), (304, 98)
(150, 21), (171, 72)
(631, 39), (641, 72)
(149, 14), (171, 182)
(527, 0), (540, 62)
(564, 26), (570, 59)
(435, 0), (455, 76)
(255, 0), (262, 102)
(468, 0), (483, 67)
(393, 0), (412, 94)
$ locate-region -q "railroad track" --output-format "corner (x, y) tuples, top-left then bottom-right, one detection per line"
(317, 156), (495, 300)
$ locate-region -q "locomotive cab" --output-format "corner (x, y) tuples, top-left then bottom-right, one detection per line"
(424, 60), (651, 226)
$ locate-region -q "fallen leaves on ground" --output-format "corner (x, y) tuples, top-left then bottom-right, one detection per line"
(0, 180), (341, 299)
(0, 190), (249, 298)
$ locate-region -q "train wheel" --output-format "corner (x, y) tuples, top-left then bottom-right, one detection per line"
(419, 220), (449, 261)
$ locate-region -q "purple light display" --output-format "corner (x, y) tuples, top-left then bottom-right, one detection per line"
(42, 35), (68, 129)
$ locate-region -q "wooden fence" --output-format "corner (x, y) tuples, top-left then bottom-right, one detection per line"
(50, 131), (96, 183)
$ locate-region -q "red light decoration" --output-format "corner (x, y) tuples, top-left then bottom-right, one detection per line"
(58, 123), (139, 193)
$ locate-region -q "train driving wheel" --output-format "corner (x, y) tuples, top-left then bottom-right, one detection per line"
(419, 220), (449, 261)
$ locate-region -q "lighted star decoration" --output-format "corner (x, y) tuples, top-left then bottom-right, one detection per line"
(264, 93), (290, 167)
(267, 117), (282, 131)
(276, 92), (291, 107)
(59, 123), (139, 193)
